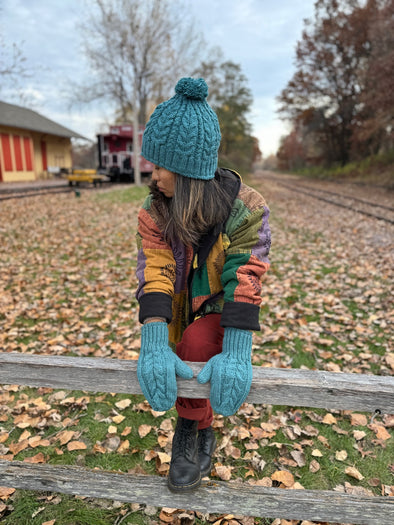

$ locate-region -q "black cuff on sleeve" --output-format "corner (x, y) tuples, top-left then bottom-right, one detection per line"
(138, 292), (173, 324)
(220, 302), (261, 331)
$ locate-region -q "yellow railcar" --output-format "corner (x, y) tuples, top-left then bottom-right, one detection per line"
(66, 169), (107, 186)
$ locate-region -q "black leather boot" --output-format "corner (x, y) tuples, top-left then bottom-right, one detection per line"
(198, 426), (216, 477)
(168, 417), (201, 492)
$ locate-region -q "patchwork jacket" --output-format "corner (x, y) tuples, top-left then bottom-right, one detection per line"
(136, 168), (271, 345)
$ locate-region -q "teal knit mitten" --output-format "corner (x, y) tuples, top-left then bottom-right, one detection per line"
(197, 327), (253, 416)
(137, 322), (193, 412)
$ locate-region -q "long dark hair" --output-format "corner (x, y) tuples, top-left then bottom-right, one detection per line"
(149, 174), (233, 246)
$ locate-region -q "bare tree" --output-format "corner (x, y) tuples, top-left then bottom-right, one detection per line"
(0, 40), (24, 79)
(0, 32), (31, 100)
(73, 0), (205, 184)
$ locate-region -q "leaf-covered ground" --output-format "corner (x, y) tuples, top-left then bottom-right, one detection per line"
(0, 176), (393, 525)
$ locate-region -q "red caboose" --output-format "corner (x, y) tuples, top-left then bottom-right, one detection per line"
(97, 124), (153, 182)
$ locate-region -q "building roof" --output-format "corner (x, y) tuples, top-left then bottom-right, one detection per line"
(0, 100), (88, 140)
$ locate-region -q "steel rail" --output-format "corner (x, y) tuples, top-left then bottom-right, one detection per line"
(269, 178), (394, 225)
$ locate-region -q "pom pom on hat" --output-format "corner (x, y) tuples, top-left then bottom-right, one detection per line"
(175, 77), (208, 100)
(141, 77), (221, 180)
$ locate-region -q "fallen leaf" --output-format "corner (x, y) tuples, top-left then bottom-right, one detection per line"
(385, 353), (394, 371)
(350, 413), (368, 426)
(24, 452), (45, 463)
(367, 478), (380, 487)
(144, 450), (157, 461)
(138, 424), (152, 438)
(353, 430), (366, 441)
(29, 436), (49, 448)
(345, 466), (364, 480)
(335, 450), (348, 461)
(121, 427), (132, 436)
(261, 422), (278, 432)
(159, 418), (173, 432)
(112, 415), (125, 424)
(67, 441), (87, 451)
(56, 430), (75, 446)
(236, 426), (251, 440)
(9, 440), (29, 455)
(115, 399), (131, 410)
(322, 413), (337, 425)
(369, 424), (391, 441)
(157, 434), (168, 448)
(215, 464), (232, 481)
(92, 443), (106, 454)
(252, 477), (272, 487)
(117, 440), (129, 453)
(157, 451), (171, 464)
(290, 450), (306, 467)
(271, 470), (295, 487)
(0, 487), (15, 500)
(159, 508), (176, 523)
(309, 460), (320, 473)
(311, 449), (323, 457)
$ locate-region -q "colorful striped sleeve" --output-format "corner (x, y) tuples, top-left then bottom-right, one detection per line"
(221, 186), (271, 330)
(135, 203), (175, 323)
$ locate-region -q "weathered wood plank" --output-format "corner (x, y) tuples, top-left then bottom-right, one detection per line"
(0, 460), (392, 525)
(0, 352), (393, 412)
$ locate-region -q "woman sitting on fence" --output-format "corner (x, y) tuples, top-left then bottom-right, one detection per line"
(135, 77), (271, 492)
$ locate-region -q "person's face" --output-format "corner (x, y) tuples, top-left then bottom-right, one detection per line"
(152, 166), (176, 197)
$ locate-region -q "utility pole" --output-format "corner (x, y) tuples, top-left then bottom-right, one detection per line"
(133, 78), (141, 186)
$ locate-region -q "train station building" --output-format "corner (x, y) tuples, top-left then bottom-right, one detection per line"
(0, 101), (87, 183)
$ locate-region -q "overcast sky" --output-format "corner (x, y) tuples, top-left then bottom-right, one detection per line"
(0, 0), (316, 156)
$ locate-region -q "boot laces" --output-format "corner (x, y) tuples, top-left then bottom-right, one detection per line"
(172, 424), (196, 460)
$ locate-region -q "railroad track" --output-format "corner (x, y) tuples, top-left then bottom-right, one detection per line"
(0, 185), (73, 201)
(265, 176), (394, 225)
(0, 182), (111, 202)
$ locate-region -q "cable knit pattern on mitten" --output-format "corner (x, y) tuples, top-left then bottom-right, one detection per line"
(137, 322), (193, 412)
(197, 327), (253, 416)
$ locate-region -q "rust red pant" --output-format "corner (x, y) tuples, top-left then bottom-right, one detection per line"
(175, 314), (224, 429)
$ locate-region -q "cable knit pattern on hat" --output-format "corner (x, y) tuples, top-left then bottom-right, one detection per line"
(141, 77), (221, 180)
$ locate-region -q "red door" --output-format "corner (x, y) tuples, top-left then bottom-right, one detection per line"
(13, 135), (24, 171)
(1, 133), (13, 171)
(23, 137), (33, 170)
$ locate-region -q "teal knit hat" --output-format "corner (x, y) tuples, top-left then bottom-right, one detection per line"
(141, 77), (221, 180)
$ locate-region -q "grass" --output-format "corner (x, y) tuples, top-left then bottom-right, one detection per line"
(95, 184), (149, 203)
(292, 149), (394, 184)
(3, 491), (134, 525)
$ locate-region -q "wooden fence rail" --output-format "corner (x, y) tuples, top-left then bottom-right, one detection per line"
(0, 351), (393, 524)
(1, 352), (393, 412)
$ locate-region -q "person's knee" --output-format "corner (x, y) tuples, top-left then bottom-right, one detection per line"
(176, 330), (202, 361)
(177, 318), (223, 362)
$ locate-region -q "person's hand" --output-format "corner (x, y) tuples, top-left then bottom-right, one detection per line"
(197, 327), (253, 416)
(137, 322), (193, 411)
